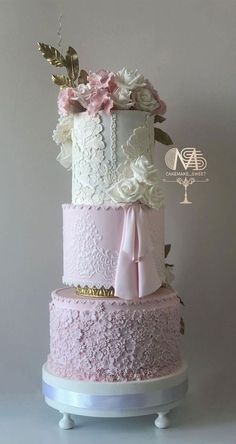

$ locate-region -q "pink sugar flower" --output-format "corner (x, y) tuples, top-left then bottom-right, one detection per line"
(132, 80), (167, 115)
(145, 80), (167, 115)
(57, 87), (84, 116)
(75, 72), (114, 116)
(86, 87), (113, 116)
(87, 69), (116, 92)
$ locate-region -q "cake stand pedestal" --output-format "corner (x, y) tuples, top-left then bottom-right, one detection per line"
(42, 362), (188, 429)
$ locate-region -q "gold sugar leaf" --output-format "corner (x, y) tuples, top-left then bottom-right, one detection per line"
(164, 244), (171, 258)
(37, 42), (65, 67)
(177, 295), (185, 306)
(37, 42), (87, 89)
(154, 114), (166, 123)
(78, 69), (88, 85)
(51, 74), (71, 87)
(65, 46), (79, 84)
(154, 128), (173, 145)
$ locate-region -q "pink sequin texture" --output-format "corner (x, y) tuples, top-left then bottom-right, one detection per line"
(47, 287), (182, 382)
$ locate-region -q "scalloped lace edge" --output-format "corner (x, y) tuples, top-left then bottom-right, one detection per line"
(62, 203), (165, 211)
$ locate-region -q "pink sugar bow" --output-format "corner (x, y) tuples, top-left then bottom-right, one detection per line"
(115, 205), (162, 299)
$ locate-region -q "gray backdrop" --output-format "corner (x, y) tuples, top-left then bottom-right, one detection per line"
(0, 0), (235, 422)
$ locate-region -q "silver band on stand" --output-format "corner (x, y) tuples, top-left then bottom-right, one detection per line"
(43, 379), (188, 411)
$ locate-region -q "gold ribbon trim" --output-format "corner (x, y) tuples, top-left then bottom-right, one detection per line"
(75, 285), (115, 298)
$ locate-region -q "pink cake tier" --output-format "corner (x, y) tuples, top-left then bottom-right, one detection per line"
(62, 203), (165, 299)
(47, 286), (182, 382)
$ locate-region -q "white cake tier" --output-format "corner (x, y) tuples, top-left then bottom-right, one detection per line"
(71, 110), (163, 207)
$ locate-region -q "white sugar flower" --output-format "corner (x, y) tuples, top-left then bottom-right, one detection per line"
(56, 142), (72, 170)
(112, 68), (147, 109)
(112, 87), (133, 109)
(143, 184), (164, 208)
(131, 155), (159, 185)
(52, 115), (73, 146)
(133, 87), (159, 112)
(115, 68), (146, 90)
(109, 177), (144, 204)
(132, 81), (167, 114)
(52, 115), (73, 170)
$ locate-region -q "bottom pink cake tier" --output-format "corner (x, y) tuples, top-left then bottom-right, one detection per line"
(47, 287), (182, 382)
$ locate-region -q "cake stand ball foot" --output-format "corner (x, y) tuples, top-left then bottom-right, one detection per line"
(59, 412), (75, 430)
(154, 411), (170, 429)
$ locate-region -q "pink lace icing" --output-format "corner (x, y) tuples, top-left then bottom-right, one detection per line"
(62, 203), (165, 298)
(47, 286), (182, 382)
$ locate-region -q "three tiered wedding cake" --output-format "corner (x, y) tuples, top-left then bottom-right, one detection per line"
(38, 43), (187, 430)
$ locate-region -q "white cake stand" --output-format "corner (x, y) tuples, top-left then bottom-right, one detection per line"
(42, 362), (188, 429)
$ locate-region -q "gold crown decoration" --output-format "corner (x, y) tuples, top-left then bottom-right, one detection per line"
(75, 285), (115, 298)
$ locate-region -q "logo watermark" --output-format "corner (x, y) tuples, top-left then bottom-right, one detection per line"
(163, 147), (209, 204)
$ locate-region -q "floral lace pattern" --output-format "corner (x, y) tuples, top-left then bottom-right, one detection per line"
(71, 111), (162, 207)
(72, 113), (107, 205)
(109, 121), (164, 208)
(72, 113), (119, 205)
(62, 204), (165, 289)
(48, 287), (182, 382)
(68, 210), (118, 285)
(107, 112), (118, 185)
(64, 208), (118, 287)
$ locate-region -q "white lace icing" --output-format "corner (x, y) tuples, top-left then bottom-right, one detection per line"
(67, 210), (118, 286)
(109, 122), (164, 208)
(109, 112), (117, 175)
(71, 111), (162, 207)
(72, 113), (108, 205)
(103, 112), (118, 189)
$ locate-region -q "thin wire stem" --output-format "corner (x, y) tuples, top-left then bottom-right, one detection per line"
(57, 13), (63, 50)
